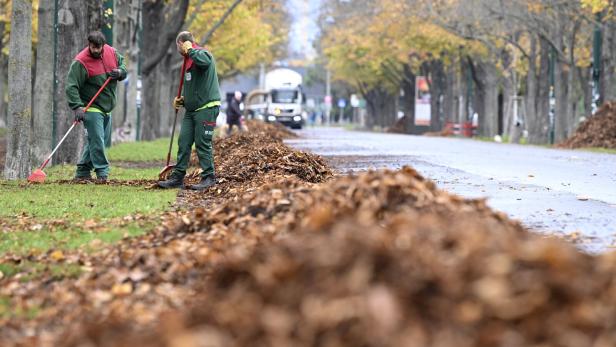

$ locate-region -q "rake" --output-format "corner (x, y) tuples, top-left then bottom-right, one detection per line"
(27, 77), (112, 183)
(159, 56), (188, 181)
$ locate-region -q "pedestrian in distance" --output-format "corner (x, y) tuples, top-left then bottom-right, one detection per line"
(158, 31), (222, 190)
(66, 31), (127, 182)
(227, 90), (244, 135)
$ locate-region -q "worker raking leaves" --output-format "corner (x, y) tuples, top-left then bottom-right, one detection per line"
(66, 31), (127, 182)
(158, 31), (221, 190)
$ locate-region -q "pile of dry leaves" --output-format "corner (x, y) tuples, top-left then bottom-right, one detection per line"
(3, 122), (616, 347)
(560, 102), (616, 149)
(181, 120), (329, 199)
(62, 168), (616, 347)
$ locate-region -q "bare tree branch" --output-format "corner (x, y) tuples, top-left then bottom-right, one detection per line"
(185, 0), (209, 29)
(198, 0), (244, 44)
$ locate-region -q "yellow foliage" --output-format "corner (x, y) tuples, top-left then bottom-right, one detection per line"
(1, 0), (39, 55)
(580, 0), (611, 13)
(188, 0), (288, 78)
(321, 0), (470, 90)
(322, 0), (599, 91)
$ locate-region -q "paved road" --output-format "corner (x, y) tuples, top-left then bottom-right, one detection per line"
(286, 127), (616, 252)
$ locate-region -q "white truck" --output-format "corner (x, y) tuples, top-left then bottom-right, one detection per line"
(262, 68), (305, 129)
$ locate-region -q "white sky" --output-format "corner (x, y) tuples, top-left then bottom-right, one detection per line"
(287, 0), (321, 60)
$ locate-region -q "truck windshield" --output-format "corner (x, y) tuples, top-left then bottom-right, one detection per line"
(272, 90), (299, 103)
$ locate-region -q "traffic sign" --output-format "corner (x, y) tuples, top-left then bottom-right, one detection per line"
(350, 94), (360, 108)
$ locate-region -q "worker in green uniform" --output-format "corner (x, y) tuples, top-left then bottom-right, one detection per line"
(66, 31), (127, 182)
(158, 31), (221, 190)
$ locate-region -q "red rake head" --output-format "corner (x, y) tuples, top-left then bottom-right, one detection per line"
(27, 169), (47, 184)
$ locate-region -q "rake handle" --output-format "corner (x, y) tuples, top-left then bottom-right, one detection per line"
(165, 57), (188, 167)
(38, 77), (112, 171)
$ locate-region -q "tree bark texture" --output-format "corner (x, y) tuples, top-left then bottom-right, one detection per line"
(401, 64), (416, 134)
(525, 36), (550, 144)
(113, 0), (141, 141)
(0, 21), (7, 128)
(600, 20), (616, 103)
(4, 0), (32, 179)
(472, 58), (499, 137)
(53, 0), (102, 165)
(141, 0), (188, 140)
(31, 0), (55, 165)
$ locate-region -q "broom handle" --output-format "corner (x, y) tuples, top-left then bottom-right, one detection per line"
(165, 57), (188, 166)
(38, 77), (112, 170)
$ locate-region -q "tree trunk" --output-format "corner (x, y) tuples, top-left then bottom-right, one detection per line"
(53, 0), (102, 164)
(142, 68), (160, 140)
(31, 0), (55, 165)
(113, 0), (140, 141)
(525, 36), (538, 143)
(580, 66), (592, 118)
(443, 59), (456, 125)
(504, 69), (523, 143)
(502, 71), (514, 138)
(554, 59), (569, 142)
(141, 0), (189, 140)
(536, 38), (551, 143)
(526, 36), (550, 144)
(364, 87), (394, 130)
(4, 0), (32, 179)
(566, 65), (582, 136)
(141, 0), (163, 140)
(0, 21), (7, 128)
(601, 20), (616, 103)
(472, 58), (499, 137)
(425, 60), (445, 131)
(553, 18), (572, 143)
(157, 52), (175, 137)
(401, 64), (415, 134)
(364, 92), (377, 130)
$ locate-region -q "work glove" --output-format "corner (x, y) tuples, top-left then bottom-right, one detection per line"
(109, 68), (123, 80)
(181, 41), (193, 55)
(173, 96), (185, 110)
(74, 108), (85, 122)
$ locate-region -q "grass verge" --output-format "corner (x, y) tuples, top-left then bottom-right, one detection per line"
(0, 135), (222, 257)
(576, 147), (616, 155)
(0, 184), (175, 220)
(43, 164), (161, 181)
(107, 137), (171, 162)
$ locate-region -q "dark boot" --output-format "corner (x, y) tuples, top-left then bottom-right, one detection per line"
(189, 175), (216, 191)
(158, 174), (185, 189)
(73, 174), (92, 182)
(96, 176), (108, 183)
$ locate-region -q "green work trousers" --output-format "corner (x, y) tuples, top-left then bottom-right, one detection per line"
(172, 106), (218, 178)
(76, 111), (111, 178)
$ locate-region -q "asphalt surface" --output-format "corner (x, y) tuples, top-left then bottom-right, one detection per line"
(286, 127), (616, 252)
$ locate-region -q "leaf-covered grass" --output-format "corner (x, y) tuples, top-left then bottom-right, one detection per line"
(0, 294), (40, 319)
(0, 182), (174, 256)
(0, 262), (83, 283)
(0, 223), (151, 255)
(0, 137), (185, 258)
